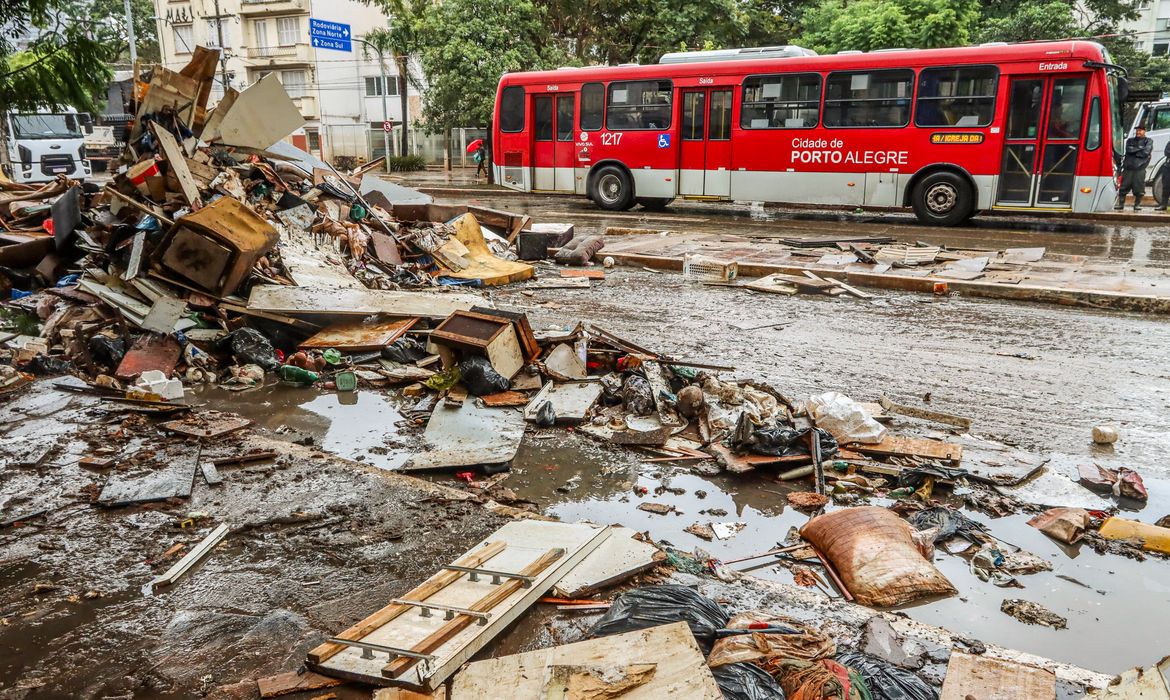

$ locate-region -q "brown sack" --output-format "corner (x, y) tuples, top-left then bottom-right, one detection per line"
(1027, 507), (1090, 544)
(800, 506), (956, 607)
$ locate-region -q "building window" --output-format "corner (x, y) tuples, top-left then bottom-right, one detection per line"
(1155, 43), (1170, 56)
(364, 76), (399, 97)
(741, 73), (821, 128)
(276, 16), (299, 46)
(173, 24), (193, 54)
(281, 69), (307, 97)
(306, 128), (320, 152)
(580, 82), (604, 131)
(915, 65), (998, 127)
(253, 19), (269, 48)
(499, 85), (524, 132)
(205, 18), (231, 48)
(824, 69), (914, 128)
(606, 80), (672, 130)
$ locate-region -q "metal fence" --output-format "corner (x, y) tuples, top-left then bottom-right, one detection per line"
(322, 124), (487, 167)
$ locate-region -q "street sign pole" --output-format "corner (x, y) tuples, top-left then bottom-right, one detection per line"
(379, 48), (391, 169)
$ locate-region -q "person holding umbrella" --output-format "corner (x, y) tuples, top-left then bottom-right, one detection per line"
(467, 138), (487, 180)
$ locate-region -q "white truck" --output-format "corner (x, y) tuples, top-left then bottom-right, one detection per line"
(3, 107), (93, 183)
(1130, 99), (1170, 206)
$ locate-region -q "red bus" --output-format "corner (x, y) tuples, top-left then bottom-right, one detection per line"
(492, 41), (1127, 225)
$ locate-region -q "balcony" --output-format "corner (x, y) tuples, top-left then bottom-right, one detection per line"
(244, 43), (312, 64)
(292, 95), (318, 119)
(239, 0), (307, 15)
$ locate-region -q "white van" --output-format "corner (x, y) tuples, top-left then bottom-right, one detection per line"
(1130, 100), (1170, 205)
(3, 107), (93, 184)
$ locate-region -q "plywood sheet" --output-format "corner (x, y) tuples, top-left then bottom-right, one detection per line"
(451, 622), (721, 700)
(940, 652), (1055, 700)
(247, 285), (481, 320)
(846, 434), (963, 463)
(301, 318), (417, 351)
(553, 526), (661, 598)
(523, 381), (602, 425)
(314, 520), (611, 690)
(97, 445), (197, 507)
(1087, 656), (1170, 699)
(213, 73), (303, 149)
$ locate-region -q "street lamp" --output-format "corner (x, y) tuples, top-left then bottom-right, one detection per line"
(354, 36), (392, 173)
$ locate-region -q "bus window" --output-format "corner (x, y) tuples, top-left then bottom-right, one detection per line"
(741, 74), (820, 128)
(580, 83), (604, 131)
(606, 80), (672, 130)
(1048, 77), (1087, 139)
(1086, 97), (1101, 151)
(915, 66), (997, 127)
(709, 89), (732, 140)
(824, 69), (914, 128)
(500, 86), (525, 132)
(557, 95), (574, 141)
(682, 92), (705, 140)
(534, 96), (553, 141)
(1007, 80), (1042, 138)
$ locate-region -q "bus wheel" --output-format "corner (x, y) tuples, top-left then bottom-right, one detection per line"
(591, 165), (634, 211)
(637, 197), (673, 211)
(911, 171), (972, 226)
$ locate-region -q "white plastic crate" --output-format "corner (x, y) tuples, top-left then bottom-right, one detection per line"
(683, 253), (738, 282)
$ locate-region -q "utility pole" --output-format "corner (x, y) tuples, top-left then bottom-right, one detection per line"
(213, 0), (229, 92)
(123, 0), (138, 64)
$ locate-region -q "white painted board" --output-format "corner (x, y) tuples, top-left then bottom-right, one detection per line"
(404, 401), (525, 471)
(553, 526), (660, 598)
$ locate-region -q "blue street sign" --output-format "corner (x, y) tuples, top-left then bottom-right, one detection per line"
(309, 18), (352, 52)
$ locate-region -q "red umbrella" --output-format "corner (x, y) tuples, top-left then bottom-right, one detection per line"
(466, 138), (483, 153)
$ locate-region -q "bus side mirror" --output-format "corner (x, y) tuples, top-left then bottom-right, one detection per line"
(79, 112), (94, 134)
(1119, 77), (1130, 105)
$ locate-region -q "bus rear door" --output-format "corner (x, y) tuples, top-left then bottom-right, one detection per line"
(532, 92), (577, 192)
(678, 88), (733, 197)
(996, 75), (1088, 209)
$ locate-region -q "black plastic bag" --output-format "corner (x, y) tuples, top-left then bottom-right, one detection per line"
(458, 355), (510, 396)
(621, 374), (654, 416)
(908, 507), (990, 545)
(836, 651), (937, 700)
(588, 585), (729, 653)
(21, 354), (72, 376)
(533, 400), (556, 427)
(710, 662), (787, 700)
(382, 336), (428, 364)
(216, 328), (279, 371)
(88, 335), (126, 367)
(731, 413), (838, 459)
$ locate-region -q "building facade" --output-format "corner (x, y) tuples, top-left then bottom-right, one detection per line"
(152, 0), (428, 163)
(1121, 0), (1170, 55)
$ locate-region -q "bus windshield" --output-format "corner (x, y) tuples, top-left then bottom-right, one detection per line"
(10, 113), (82, 140)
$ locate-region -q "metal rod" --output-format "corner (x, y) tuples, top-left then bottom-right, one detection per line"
(441, 564), (536, 587)
(390, 598), (491, 625)
(123, 0), (137, 65)
(326, 638), (435, 661)
(723, 544), (807, 566)
(813, 548), (853, 602)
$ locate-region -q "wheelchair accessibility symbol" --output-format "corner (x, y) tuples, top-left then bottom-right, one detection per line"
(657, 134), (671, 148)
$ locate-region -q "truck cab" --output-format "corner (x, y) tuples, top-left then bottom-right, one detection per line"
(4, 107), (93, 184)
(1130, 100), (1170, 205)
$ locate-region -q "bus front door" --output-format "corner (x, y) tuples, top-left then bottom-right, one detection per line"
(554, 94), (576, 191)
(533, 95), (555, 190)
(997, 76), (1087, 208)
(679, 88), (733, 197)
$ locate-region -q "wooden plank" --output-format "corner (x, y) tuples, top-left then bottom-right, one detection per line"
(149, 523), (229, 590)
(300, 318), (418, 352)
(151, 123), (201, 207)
(257, 670), (342, 698)
(199, 461), (223, 486)
(307, 541), (509, 665)
(940, 652), (1055, 700)
(247, 285), (481, 320)
(450, 622), (721, 700)
(479, 391), (529, 407)
(845, 434), (963, 463)
(552, 526), (661, 598)
(559, 269), (605, 279)
(382, 548), (566, 678)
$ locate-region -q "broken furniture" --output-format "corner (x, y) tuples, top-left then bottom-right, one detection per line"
(429, 310), (525, 380)
(518, 223), (575, 261)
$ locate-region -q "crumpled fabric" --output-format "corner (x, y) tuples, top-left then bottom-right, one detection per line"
(708, 611), (837, 668)
(764, 657), (868, 700)
(908, 507), (991, 545)
(731, 412), (839, 459)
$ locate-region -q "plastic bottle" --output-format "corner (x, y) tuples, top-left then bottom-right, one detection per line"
(279, 365), (319, 384)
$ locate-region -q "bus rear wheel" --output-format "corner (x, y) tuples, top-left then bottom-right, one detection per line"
(911, 171), (973, 227)
(637, 197), (674, 211)
(590, 165), (635, 211)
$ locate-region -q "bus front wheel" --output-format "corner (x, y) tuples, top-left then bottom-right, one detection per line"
(637, 197), (674, 211)
(911, 171), (973, 227)
(590, 165), (635, 211)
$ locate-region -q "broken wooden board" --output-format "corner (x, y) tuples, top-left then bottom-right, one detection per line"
(451, 622), (721, 699)
(436, 213), (534, 286)
(97, 445), (198, 507)
(845, 434), (963, 463)
(479, 391), (529, 407)
(1087, 655), (1170, 699)
(151, 123), (201, 208)
(247, 286), (481, 320)
(257, 670), (343, 698)
(524, 381), (602, 425)
(559, 269), (605, 280)
(311, 520), (612, 690)
(301, 318), (418, 352)
(115, 333), (182, 381)
(940, 652), (1055, 700)
(705, 442), (796, 473)
(743, 274), (799, 296)
(552, 526), (661, 598)
(374, 687), (447, 700)
(161, 411), (251, 438)
(405, 401), (525, 471)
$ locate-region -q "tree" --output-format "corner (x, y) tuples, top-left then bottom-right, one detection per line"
(363, 18), (422, 157)
(797, 0), (980, 54)
(1, 0), (115, 113)
(412, 0), (567, 132)
(89, 0), (161, 65)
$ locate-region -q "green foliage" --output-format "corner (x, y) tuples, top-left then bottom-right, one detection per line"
(798, 0), (980, 54)
(975, 0), (1080, 43)
(89, 0), (160, 64)
(386, 155), (427, 171)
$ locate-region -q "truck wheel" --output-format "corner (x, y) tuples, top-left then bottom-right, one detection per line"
(1154, 170), (1167, 208)
(911, 171), (973, 227)
(590, 165), (634, 211)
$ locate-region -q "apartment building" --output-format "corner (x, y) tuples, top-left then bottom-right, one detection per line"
(152, 0), (424, 162)
(1122, 0), (1170, 55)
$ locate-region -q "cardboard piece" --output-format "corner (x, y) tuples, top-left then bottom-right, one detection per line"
(940, 652), (1055, 700)
(210, 73), (304, 149)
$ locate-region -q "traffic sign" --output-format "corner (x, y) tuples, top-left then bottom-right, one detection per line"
(383, 120), (393, 132)
(309, 18), (352, 52)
